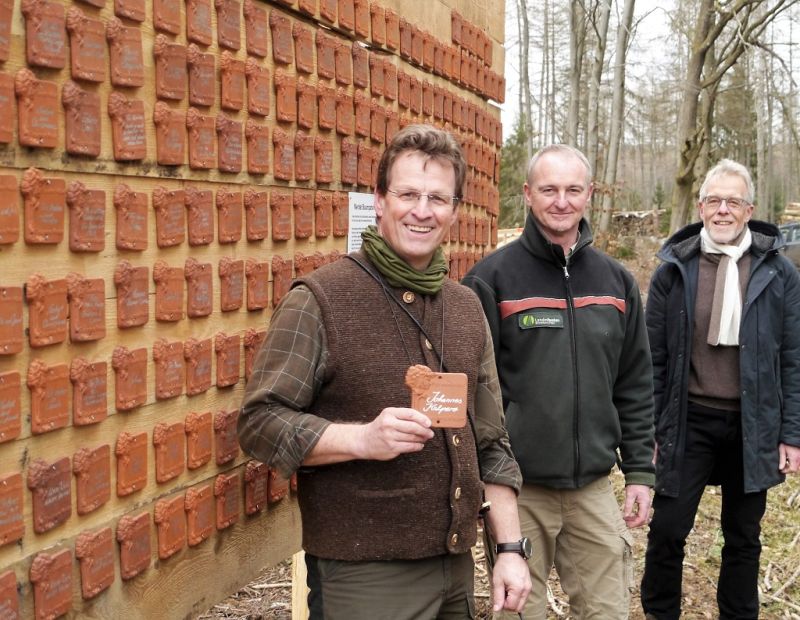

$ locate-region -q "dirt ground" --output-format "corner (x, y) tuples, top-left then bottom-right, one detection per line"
(196, 240), (800, 619)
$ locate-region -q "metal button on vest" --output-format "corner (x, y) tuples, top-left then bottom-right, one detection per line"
(402, 291), (415, 304)
(450, 533), (459, 546)
(424, 338), (433, 350)
(452, 434), (460, 446)
(454, 487), (462, 500)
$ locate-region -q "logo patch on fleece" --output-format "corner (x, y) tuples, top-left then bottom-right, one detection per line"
(518, 310), (564, 329)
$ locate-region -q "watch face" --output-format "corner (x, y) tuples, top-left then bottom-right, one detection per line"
(521, 537), (532, 559)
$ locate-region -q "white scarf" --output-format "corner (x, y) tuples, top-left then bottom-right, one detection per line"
(700, 227), (752, 345)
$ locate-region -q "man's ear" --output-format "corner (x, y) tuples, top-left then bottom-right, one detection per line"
(587, 182), (594, 199)
(374, 192), (384, 218)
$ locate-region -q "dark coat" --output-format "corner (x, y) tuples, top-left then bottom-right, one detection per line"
(647, 220), (800, 496)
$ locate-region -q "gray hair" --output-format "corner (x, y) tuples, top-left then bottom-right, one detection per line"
(699, 159), (755, 203)
(527, 144), (593, 186)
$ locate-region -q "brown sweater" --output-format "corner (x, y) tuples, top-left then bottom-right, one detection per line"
(296, 254), (486, 561)
(688, 251), (751, 411)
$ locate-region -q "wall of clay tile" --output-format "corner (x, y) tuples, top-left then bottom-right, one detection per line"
(0, 0), (504, 616)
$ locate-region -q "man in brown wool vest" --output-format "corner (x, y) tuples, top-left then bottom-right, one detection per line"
(239, 124), (531, 619)
(640, 159), (800, 620)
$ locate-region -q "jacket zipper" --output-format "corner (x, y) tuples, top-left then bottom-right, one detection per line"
(563, 262), (580, 487)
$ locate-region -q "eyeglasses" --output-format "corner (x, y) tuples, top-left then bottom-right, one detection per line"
(386, 188), (459, 208)
(703, 196), (750, 211)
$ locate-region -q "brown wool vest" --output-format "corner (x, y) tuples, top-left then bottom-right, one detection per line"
(296, 254), (486, 561)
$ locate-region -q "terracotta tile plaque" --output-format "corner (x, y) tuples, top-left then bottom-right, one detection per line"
(185, 187), (214, 245)
(384, 8), (399, 50)
(319, 0), (336, 22)
(336, 88), (353, 136)
(184, 339), (212, 395)
(153, 36), (187, 101)
(351, 42), (368, 90)
(274, 70), (296, 123)
(271, 255), (292, 307)
(214, 410), (239, 465)
(26, 274), (67, 348)
(73, 444), (110, 514)
(314, 190), (332, 238)
(0, 288), (23, 356)
(21, 0), (67, 69)
(384, 61), (397, 101)
(114, 184), (148, 251)
(370, 98), (385, 143)
(153, 338), (184, 400)
(0, 371), (20, 444)
(314, 137), (333, 184)
(185, 410), (212, 467)
(243, 328), (265, 379)
(116, 512), (150, 579)
(398, 17), (411, 59)
(115, 0), (145, 21)
(220, 51), (244, 111)
(316, 30), (335, 80)
(397, 70), (409, 109)
(0, 472), (23, 545)
(340, 139), (357, 185)
(243, 0), (268, 57)
(185, 484), (213, 545)
(114, 261), (149, 328)
(245, 258), (269, 310)
(154, 495), (186, 559)
(214, 333), (240, 388)
(422, 80), (433, 117)
(270, 190), (291, 241)
(335, 40), (352, 86)
(337, 0), (354, 31)
(294, 132), (313, 182)
(70, 357), (107, 426)
(214, 472), (239, 529)
(216, 187), (242, 243)
(66, 182), (105, 252)
(187, 107), (216, 169)
(0, 175), (18, 243)
(293, 189), (313, 238)
(245, 120), (270, 175)
(292, 22), (313, 75)
(21, 168), (64, 245)
(317, 84), (335, 129)
(411, 25), (423, 66)
(215, 0), (240, 50)
(245, 59), (269, 116)
(219, 257), (244, 311)
(66, 8), (106, 83)
(66, 274), (105, 343)
(75, 527), (114, 599)
(116, 430), (147, 495)
(153, 187), (186, 247)
(106, 18), (144, 87)
(187, 45), (215, 107)
(154, 0), (181, 34)
(28, 457), (71, 532)
(270, 10), (293, 65)
(422, 31), (435, 69)
(409, 76), (421, 114)
(243, 190), (269, 240)
(244, 460), (268, 514)
(297, 77), (316, 129)
(186, 0), (212, 46)
(294, 251), (315, 276)
(112, 346), (147, 411)
(62, 82), (101, 158)
(216, 116), (242, 173)
(153, 421), (185, 482)
(385, 109), (398, 143)
(333, 191), (348, 236)
(357, 142), (372, 187)
(0, 0), (11, 62)
(30, 549), (72, 619)
(153, 102), (185, 166)
(354, 0), (368, 37)
(108, 92), (146, 161)
(368, 54), (383, 97)
(0, 570), (18, 617)
(185, 258), (213, 317)
(369, 2), (384, 45)
(268, 467), (289, 503)
(354, 91), (369, 137)
(272, 127), (294, 181)
(298, 0), (315, 16)
(15, 69), (58, 149)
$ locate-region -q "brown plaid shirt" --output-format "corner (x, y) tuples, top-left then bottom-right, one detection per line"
(239, 285), (521, 492)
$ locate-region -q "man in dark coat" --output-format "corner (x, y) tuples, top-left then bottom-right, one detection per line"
(641, 159), (800, 620)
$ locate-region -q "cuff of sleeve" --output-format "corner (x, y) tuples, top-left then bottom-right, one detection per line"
(624, 471), (655, 487)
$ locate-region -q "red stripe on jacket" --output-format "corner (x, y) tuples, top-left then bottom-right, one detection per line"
(499, 296), (625, 320)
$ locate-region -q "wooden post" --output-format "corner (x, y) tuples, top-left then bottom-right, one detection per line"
(292, 550), (310, 619)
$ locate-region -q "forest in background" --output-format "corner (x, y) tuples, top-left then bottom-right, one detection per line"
(498, 0), (800, 236)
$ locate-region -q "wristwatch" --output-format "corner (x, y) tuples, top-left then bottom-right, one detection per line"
(495, 537), (532, 560)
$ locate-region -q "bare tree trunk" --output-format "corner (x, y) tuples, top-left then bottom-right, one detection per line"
(548, 1), (557, 144)
(755, 50), (769, 220)
(538, 0), (548, 148)
(597, 0), (636, 235)
(587, 0), (611, 176)
(566, 0), (586, 146)
(517, 0), (534, 159)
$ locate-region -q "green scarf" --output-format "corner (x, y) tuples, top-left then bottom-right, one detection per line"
(361, 225), (449, 295)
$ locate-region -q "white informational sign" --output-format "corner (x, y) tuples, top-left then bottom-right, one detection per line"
(347, 192), (376, 253)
